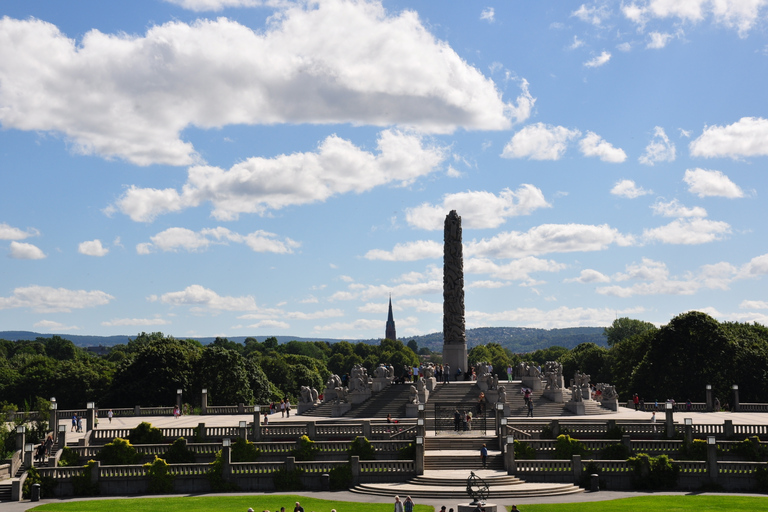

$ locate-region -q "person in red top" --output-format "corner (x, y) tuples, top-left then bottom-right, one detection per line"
(633, 393), (640, 411)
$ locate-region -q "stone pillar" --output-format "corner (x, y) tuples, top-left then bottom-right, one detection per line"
(621, 434), (631, 451)
(350, 455), (361, 485)
(49, 401), (58, 436)
(684, 422), (693, 445)
(176, 389), (183, 411)
(90, 460), (100, 488)
(134, 405), (141, 416)
(724, 420), (734, 438)
(57, 426), (67, 450)
(362, 421), (372, 439)
(197, 422), (206, 443)
(549, 420), (560, 439)
(15, 427), (25, 452)
(442, 210), (468, 374)
(417, 406), (426, 438)
(238, 403), (245, 414)
(572, 454), (582, 484)
(201, 389), (208, 415)
(504, 437), (516, 475)
(705, 385), (713, 412)
(86, 405), (96, 433)
(222, 445), (232, 480)
(307, 422), (317, 440)
(664, 403), (675, 439)
(706, 437), (718, 484)
(253, 409), (261, 442)
(415, 438), (424, 475)
(24, 444), (33, 468)
(285, 456), (296, 472)
(732, 385), (740, 412)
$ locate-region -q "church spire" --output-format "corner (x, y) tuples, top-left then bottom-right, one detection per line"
(385, 295), (397, 341)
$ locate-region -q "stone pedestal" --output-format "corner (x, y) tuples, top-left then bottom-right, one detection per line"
(332, 403), (352, 417)
(565, 401), (586, 415)
(443, 343), (468, 379)
(458, 504), (498, 512)
(424, 377), (437, 392)
(348, 390), (371, 405)
(543, 389), (566, 403)
(600, 399), (618, 411)
(297, 402), (316, 415)
(372, 377), (390, 392)
(405, 403), (420, 418)
(521, 376), (543, 391)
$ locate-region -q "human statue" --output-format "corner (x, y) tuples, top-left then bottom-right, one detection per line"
(335, 386), (348, 403)
(497, 385), (507, 403)
(310, 387), (319, 402)
(300, 386), (312, 403)
(374, 364), (389, 379)
(544, 361), (563, 390)
(409, 385), (419, 404)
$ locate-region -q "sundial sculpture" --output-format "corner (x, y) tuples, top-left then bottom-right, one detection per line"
(466, 471), (489, 505)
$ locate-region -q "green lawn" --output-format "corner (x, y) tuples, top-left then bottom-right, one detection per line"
(515, 495), (768, 512)
(29, 494), (432, 512)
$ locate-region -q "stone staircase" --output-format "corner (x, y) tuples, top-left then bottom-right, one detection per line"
(425, 436), (504, 471)
(0, 480), (11, 502)
(300, 383), (412, 420)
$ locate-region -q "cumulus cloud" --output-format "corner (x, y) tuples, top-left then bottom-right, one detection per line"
(117, 130), (445, 222)
(683, 168), (745, 198)
(0, 285), (113, 312)
(584, 51), (611, 67)
(639, 126), (676, 165)
(466, 223), (635, 259)
(101, 317), (171, 327)
(578, 131), (627, 162)
(239, 307), (344, 322)
(740, 300), (768, 309)
(0, 4), (526, 165)
(571, 4), (611, 26)
(621, 0), (768, 37)
(501, 123), (581, 160)
(651, 198), (707, 218)
(564, 269), (611, 283)
(643, 218), (731, 244)
(151, 284), (258, 311)
(480, 7), (495, 22)
(9, 241), (46, 260)
(78, 239), (109, 257)
(465, 256), (567, 283)
(646, 31), (673, 48)
(33, 320), (79, 331)
(611, 179), (652, 198)
(690, 117), (768, 158)
(0, 223), (39, 240)
(404, 185), (550, 230)
(164, 0), (284, 11)
(136, 226), (300, 254)
(364, 240), (442, 261)
(466, 306), (645, 329)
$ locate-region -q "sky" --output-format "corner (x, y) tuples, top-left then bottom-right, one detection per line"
(1, 0), (768, 341)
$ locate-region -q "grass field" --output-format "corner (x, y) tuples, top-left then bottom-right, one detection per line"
(27, 494), (768, 512)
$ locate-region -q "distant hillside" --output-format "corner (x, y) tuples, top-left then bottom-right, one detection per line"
(1, 326), (607, 353)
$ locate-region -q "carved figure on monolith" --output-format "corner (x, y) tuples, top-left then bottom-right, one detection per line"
(442, 210), (468, 376)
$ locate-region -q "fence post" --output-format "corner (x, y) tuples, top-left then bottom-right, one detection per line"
(201, 389), (208, 415)
(723, 420), (734, 439)
(350, 455), (360, 486)
(238, 403), (245, 414)
(197, 423), (206, 443)
(90, 460), (100, 488)
(732, 385), (740, 413)
(549, 420), (560, 438)
(705, 384), (713, 412)
(363, 420), (372, 439)
(307, 421), (316, 440)
(415, 437), (424, 475)
(706, 436), (718, 484)
(504, 436), (516, 475)
(253, 409), (261, 442)
(134, 405), (141, 416)
(571, 454), (582, 485)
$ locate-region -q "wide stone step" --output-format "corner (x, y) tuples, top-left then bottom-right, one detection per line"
(350, 479), (584, 499)
(0, 483), (12, 502)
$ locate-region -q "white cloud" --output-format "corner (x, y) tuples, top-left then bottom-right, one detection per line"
(118, 130), (446, 222)
(466, 306), (645, 329)
(364, 240), (442, 261)
(565, 269), (611, 283)
(622, 0), (768, 37)
(163, 0), (284, 11)
(683, 168), (745, 198)
(248, 319), (291, 330)
(584, 51), (611, 67)
(137, 226), (300, 254)
(153, 284), (258, 311)
(501, 123), (581, 160)
(78, 239), (109, 257)
(466, 256), (567, 283)
(101, 317), (172, 326)
(239, 307), (344, 321)
(744, 253), (768, 275)
(578, 131), (627, 162)
(646, 31), (673, 48)
(480, 7), (495, 22)
(639, 126), (676, 165)
(643, 218), (731, 244)
(33, 320), (79, 331)
(0, 285), (114, 312)
(572, 4), (611, 26)
(617, 42), (632, 52)
(569, 35), (585, 50)
(740, 300), (768, 309)
(405, 185), (551, 230)
(0, 223), (39, 240)
(650, 199), (707, 218)
(466, 223), (635, 258)
(611, 179), (652, 198)
(0, 5), (524, 165)
(9, 241), (46, 260)
(690, 117), (768, 158)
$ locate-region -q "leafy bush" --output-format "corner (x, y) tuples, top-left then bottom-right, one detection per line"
(272, 467), (305, 491)
(579, 460), (604, 489)
(541, 424), (570, 439)
(554, 434), (590, 459)
(98, 438), (141, 465)
(145, 456), (175, 494)
(328, 464), (352, 490)
(348, 437), (376, 460)
(58, 446), (81, 467)
(207, 450), (238, 492)
(129, 422), (164, 445)
(22, 466), (56, 499)
(397, 441), (416, 460)
(604, 425), (625, 440)
(756, 466), (768, 493)
(231, 437), (261, 462)
(627, 453), (680, 489)
(72, 460), (100, 496)
(730, 436), (768, 462)
(164, 437), (196, 464)
(600, 443), (631, 460)
(514, 440), (537, 459)
(677, 439), (709, 461)
(291, 435), (319, 461)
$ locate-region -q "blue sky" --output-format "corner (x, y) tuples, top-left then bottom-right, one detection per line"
(2, 0), (768, 340)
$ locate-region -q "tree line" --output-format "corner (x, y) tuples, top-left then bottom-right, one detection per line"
(2, 311), (768, 414)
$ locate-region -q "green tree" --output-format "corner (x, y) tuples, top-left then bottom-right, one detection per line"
(559, 342), (609, 384)
(603, 317), (657, 347)
(196, 346), (253, 405)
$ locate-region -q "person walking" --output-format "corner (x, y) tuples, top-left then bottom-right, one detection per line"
(633, 393), (639, 411)
(527, 399), (534, 417)
(393, 495), (404, 512)
(281, 400), (286, 418)
(454, 409), (461, 432)
(285, 399), (291, 418)
(108, 409), (113, 424)
(403, 496), (414, 512)
(480, 443), (488, 468)
(71, 414), (77, 432)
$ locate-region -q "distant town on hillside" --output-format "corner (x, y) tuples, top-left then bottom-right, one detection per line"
(0, 326), (606, 354)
